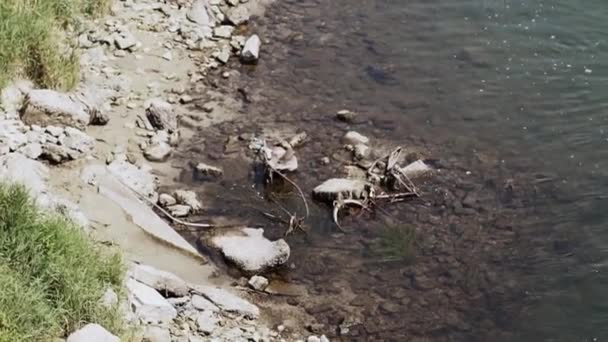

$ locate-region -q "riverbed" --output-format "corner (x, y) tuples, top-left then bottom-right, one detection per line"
(169, 0), (608, 340)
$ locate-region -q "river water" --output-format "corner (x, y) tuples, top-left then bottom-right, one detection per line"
(177, 0), (608, 340)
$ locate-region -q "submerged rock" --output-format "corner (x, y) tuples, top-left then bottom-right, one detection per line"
(241, 34), (260, 64)
(21, 89), (91, 129)
(313, 178), (370, 202)
(211, 227), (290, 273)
(67, 324), (119, 342)
(342, 131), (369, 145)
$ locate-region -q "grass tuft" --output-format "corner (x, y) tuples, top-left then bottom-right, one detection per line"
(0, 0), (110, 90)
(0, 183), (124, 342)
(372, 224), (417, 262)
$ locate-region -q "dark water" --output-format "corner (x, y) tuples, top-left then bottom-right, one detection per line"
(178, 0), (608, 340)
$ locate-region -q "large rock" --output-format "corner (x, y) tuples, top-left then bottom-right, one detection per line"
(107, 159), (157, 201)
(130, 263), (190, 297)
(192, 285), (259, 318)
(226, 6), (250, 25)
(67, 324), (119, 342)
(192, 294), (219, 312)
(60, 127), (95, 155)
(240, 34), (260, 64)
(313, 178), (370, 203)
(197, 310), (219, 334)
(21, 89), (91, 129)
(145, 99), (177, 133)
(127, 278), (178, 324)
(211, 228), (290, 273)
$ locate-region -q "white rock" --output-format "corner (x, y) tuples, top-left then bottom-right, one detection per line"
(248, 275), (269, 291)
(60, 127), (95, 154)
(213, 25), (234, 39)
(197, 310), (219, 334)
(101, 288), (118, 308)
(168, 204), (191, 217)
(191, 294), (219, 312)
(226, 6), (250, 25)
(145, 99), (177, 133)
(143, 325), (172, 342)
(144, 142), (172, 162)
(67, 324), (119, 342)
(1, 79), (33, 116)
(400, 160), (431, 178)
(127, 278), (178, 324)
(313, 178), (370, 203)
(195, 162), (223, 179)
(191, 285), (259, 318)
(159, 193), (177, 207)
(115, 30), (137, 50)
(107, 159), (157, 201)
(307, 336), (321, 342)
(130, 263), (190, 297)
(187, 0), (212, 26)
(211, 228), (290, 273)
(46, 125), (64, 137)
(174, 190), (202, 212)
(21, 89), (90, 129)
(353, 143), (369, 159)
(241, 34), (260, 63)
(342, 131), (369, 145)
(320, 335), (330, 342)
(265, 145), (298, 172)
(215, 47), (231, 64)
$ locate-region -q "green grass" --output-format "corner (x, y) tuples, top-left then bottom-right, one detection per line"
(0, 0), (111, 90)
(372, 224), (417, 262)
(0, 183), (124, 342)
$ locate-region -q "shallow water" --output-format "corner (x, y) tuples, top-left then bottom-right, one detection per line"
(178, 0), (608, 340)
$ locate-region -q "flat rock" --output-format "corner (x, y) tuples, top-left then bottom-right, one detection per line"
(127, 278), (178, 324)
(67, 324), (119, 342)
(342, 131), (369, 145)
(145, 99), (177, 133)
(115, 30), (137, 50)
(107, 159), (157, 201)
(226, 6), (250, 25)
(83, 164), (202, 259)
(130, 263), (190, 297)
(191, 285), (259, 318)
(211, 227), (290, 273)
(191, 294), (219, 312)
(144, 142), (172, 162)
(21, 89), (90, 129)
(213, 26), (234, 39)
(60, 127), (94, 154)
(241, 34), (260, 63)
(313, 178), (370, 202)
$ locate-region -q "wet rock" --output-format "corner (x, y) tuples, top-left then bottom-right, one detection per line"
(194, 162), (223, 179)
(213, 25), (234, 39)
(336, 109), (357, 122)
(248, 275), (269, 291)
(174, 190), (202, 212)
(144, 142), (172, 162)
(191, 285), (260, 318)
(130, 263), (190, 297)
(197, 310), (219, 334)
(400, 159), (431, 178)
(146, 99), (178, 133)
(67, 324), (119, 342)
(187, 0), (212, 26)
(313, 178), (370, 203)
(101, 288), (118, 308)
(241, 34), (260, 64)
(159, 193), (177, 207)
(226, 6), (249, 25)
(127, 278), (178, 324)
(168, 204), (191, 217)
(343, 131), (369, 145)
(21, 89), (91, 129)
(211, 227), (290, 273)
(191, 294), (219, 312)
(265, 144), (298, 172)
(143, 325), (171, 342)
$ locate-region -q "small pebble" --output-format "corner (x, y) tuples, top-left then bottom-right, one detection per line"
(222, 71), (230, 78)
